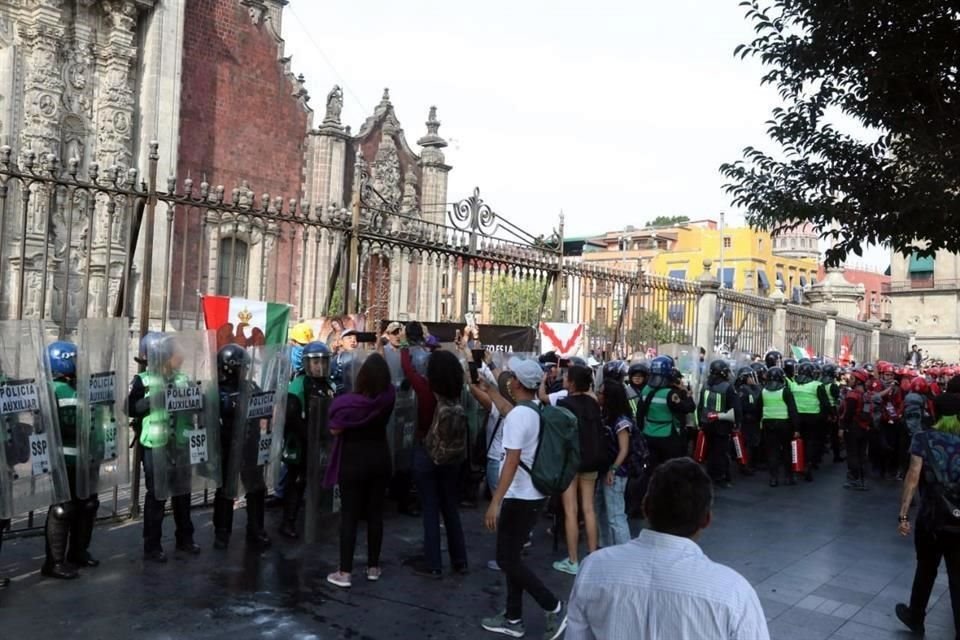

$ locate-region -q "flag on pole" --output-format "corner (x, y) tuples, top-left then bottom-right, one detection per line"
(201, 296), (291, 349)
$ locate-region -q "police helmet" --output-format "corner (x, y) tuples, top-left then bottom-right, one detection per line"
(628, 362), (650, 379)
(569, 356), (588, 368)
(217, 344), (250, 384)
(783, 358), (797, 377)
(667, 367), (685, 385)
(303, 341), (331, 359)
(822, 363), (838, 379)
(736, 366), (755, 384)
(766, 367), (786, 384)
(764, 350), (783, 369)
(137, 331), (166, 363)
(47, 341), (77, 378)
(797, 361), (816, 382)
(649, 356), (675, 378)
(708, 359), (731, 380)
(602, 360), (628, 382)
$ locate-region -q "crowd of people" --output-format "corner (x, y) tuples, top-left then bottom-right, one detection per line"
(3, 320), (960, 640)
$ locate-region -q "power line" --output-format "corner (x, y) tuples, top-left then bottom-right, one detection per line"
(287, 5), (368, 114)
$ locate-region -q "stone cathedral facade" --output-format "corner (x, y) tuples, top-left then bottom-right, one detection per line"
(0, 0), (449, 327)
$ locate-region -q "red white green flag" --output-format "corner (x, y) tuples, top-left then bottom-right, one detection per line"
(201, 296), (290, 349)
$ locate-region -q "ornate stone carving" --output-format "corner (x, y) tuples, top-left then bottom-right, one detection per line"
(240, 0), (269, 25)
(372, 123), (402, 206)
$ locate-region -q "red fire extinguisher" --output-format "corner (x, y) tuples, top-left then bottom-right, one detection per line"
(694, 430), (708, 463)
(732, 431), (748, 466)
(791, 437), (805, 473)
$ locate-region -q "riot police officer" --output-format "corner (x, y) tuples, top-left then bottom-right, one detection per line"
(760, 367), (799, 486)
(0, 519), (8, 590)
(127, 333), (200, 562)
(637, 356), (696, 470)
(783, 358), (797, 381)
(764, 350), (783, 370)
(213, 344), (271, 550)
(789, 362), (831, 481)
(699, 360), (742, 487)
(735, 366), (762, 475)
(281, 341), (334, 538)
(42, 341), (98, 579)
(821, 363), (844, 463)
(626, 362), (649, 418)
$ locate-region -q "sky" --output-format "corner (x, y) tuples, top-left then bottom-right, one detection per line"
(280, 0), (889, 270)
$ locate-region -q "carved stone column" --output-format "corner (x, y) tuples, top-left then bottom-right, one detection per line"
(418, 107), (451, 322)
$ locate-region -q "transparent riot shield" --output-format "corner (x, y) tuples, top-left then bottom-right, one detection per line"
(303, 375), (335, 544)
(0, 320), (69, 519)
(390, 381), (418, 474)
(144, 331), (220, 501)
(75, 317), (130, 499)
(225, 345), (291, 499)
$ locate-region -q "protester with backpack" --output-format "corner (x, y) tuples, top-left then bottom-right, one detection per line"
(596, 379), (635, 547)
(895, 377), (960, 637)
(481, 357), (568, 640)
(550, 366), (603, 576)
(402, 347), (469, 578)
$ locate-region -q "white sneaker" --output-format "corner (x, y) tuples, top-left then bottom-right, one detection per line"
(487, 560), (501, 571)
(326, 571), (351, 588)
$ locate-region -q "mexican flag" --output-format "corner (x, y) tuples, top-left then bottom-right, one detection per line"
(838, 335), (852, 366)
(791, 344), (815, 360)
(201, 296), (290, 348)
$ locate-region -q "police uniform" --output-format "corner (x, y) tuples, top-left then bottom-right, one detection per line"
(760, 375), (799, 486)
(735, 376), (762, 473)
(638, 384), (695, 469)
(699, 371), (742, 485)
(788, 368), (830, 481)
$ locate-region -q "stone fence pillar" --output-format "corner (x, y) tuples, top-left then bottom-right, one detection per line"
(695, 260), (720, 353)
(824, 309), (838, 363)
(770, 288), (787, 353)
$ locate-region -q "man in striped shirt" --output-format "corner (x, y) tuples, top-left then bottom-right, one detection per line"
(564, 458), (770, 639)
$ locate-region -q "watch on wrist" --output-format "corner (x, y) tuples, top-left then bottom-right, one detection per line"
(898, 515), (909, 523)
(609, 465), (620, 473)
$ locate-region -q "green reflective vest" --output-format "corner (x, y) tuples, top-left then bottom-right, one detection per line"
(642, 387), (677, 438)
(53, 380), (78, 465)
(761, 387), (789, 421)
(790, 380), (822, 415)
(138, 371), (194, 449)
(824, 381), (839, 408)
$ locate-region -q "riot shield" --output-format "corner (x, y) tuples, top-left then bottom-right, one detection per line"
(303, 376), (335, 543)
(390, 382), (418, 474)
(225, 345), (291, 499)
(75, 317), (130, 499)
(0, 320), (69, 519)
(144, 331), (221, 501)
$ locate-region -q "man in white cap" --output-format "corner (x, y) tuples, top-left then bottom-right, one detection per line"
(331, 328), (358, 395)
(482, 357), (566, 640)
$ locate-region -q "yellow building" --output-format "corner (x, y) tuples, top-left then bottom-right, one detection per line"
(579, 220), (821, 301)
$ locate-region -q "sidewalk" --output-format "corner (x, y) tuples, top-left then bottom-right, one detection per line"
(0, 461), (955, 639)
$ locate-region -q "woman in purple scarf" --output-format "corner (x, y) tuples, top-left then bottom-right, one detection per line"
(325, 353), (396, 588)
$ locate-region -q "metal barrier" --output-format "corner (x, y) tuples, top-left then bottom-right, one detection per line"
(785, 304), (827, 358)
(715, 288), (775, 357)
(836, 317), (874, 365)
(879, 328), (910, 365)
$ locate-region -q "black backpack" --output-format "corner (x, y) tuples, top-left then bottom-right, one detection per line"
(558, 394), (607, 474)
(920, 435), (960, 535)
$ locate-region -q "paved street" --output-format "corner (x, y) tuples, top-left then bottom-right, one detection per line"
(1, 461), (955, 639)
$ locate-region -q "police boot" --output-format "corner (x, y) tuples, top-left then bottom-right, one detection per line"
(67, 497), (100, 568)
(279, 485), (301, 539)
(213, 492), (234, 550)
(245, 491), (272, 550)
(42, 504), (79, 579)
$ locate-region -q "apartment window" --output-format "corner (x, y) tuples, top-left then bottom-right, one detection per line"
(723, 236), (732, 249)
(216, 237), (248, 297)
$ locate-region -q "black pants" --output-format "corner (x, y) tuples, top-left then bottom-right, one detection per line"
(497, 498), (559, 621)
(908, 515), (960, 636)
(879, 421), (903, 476)
(797, 414), (823, 473)
(703, 423), (732, 482)
(829, 418), (843, 459)
(764, 421), (793, 481)
(142, 447), (193, 552)
(644, 432), (686, 471)
(338, 445), (389, 572)
(845, 427), (869, 480)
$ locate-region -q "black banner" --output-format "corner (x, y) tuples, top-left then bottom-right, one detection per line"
(379, 321), (536, 353)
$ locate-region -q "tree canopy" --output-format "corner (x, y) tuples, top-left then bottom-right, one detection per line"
(647, 215), (690, 227)
(720, 1), (960, 265)
(490, 276), (544, 327)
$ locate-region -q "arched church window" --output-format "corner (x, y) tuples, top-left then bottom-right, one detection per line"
(217, 237), (248, 297)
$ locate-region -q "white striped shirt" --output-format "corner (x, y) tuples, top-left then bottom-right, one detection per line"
(566, 529), (770, 640)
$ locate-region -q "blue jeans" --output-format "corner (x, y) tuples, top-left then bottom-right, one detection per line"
(598, 475), (630, 548)
(413, 446), (468, 571)
(486, 457), (501, 496)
